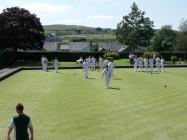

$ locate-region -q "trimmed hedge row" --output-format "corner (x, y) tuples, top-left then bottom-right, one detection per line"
(16, 52), (105, 61)
(0, 51), (14, 68)
(16, 51), (187, 62)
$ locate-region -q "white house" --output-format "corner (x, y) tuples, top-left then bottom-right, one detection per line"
(43, 41), (60, 51)
(69, 42), (90, 52)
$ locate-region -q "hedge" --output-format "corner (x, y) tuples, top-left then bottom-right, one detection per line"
(0, 51), (14, 68)
(16, 51), (187, 62)
(16, 52), (105, 61)
(120, 52), (187, 61)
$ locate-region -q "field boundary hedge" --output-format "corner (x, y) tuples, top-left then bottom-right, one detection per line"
(16, 51), (187, 61)
(0, 51), (14, 68)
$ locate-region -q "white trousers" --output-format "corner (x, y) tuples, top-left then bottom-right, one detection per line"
(84, 71), (88, 79)
(55, 66), (58, 73)
(104, 77), (110, 88)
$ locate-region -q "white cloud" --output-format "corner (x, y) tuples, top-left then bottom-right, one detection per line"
(52, 18), (82, 25)
(0, 2), (74, 16)
(22, 3), (74, 16)
(87, 15), (114, 20)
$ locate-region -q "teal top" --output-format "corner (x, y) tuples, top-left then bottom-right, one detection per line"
(9, 114), (32, 140)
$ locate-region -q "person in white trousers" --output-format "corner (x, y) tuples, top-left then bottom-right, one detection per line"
(108, 60), (114, 77)
(41, 55), (45, 71)
(102, 65), (111, 89)
(82, 60), (89, 79)
(161, 57), (165, 72)
(44, 57), (48, 72)
(149, 57), (154, 73)
(134, 56), (139, 72)
(54, 58), (59, 73)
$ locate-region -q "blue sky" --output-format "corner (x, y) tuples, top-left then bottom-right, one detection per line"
(0, 0), (186, 30)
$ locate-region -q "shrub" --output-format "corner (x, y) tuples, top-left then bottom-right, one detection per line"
(103, 52), (120, 59)
(0, 51), (14, 68)
(171, 56), (178, 64)
(16, 51), (105, 61)
(143, 52), (159, 58)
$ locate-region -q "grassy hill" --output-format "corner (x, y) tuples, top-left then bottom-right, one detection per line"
(44, 24), (114, 35)
(44, 24), (116, 42)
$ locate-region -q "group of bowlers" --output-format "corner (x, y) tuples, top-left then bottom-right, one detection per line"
(133, 55), (165, 73)
(41, 54), (165, 89)
(82, 56), (115, 89)
(41, 56), (59, 73)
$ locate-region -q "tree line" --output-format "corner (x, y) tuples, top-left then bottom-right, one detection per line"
(116, 3), (187, 52)
(0, 4), (187, 55)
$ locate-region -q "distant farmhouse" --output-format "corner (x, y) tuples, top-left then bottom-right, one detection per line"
(43, 33), (60, 51)
(43, 33), (142, 52)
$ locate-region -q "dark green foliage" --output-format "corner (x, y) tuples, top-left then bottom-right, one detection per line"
(0, 51), (14, 68)
(95, 27), (103, 32)
(175, 19), (187, 51)
(143, 52), (159, 58)
(16, 51), (187, 62)
(16, 52), (105, 61)
(171, 56), (178, 64)
(71, 38), (87, 42)
(103, 52), (120, 59)
(150, 25), (177, 51)
(116, 3), (154, 51)
(0, 7), (45, 51)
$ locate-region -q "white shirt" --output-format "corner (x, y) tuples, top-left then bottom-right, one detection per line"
(108, 62), (114, 70)
(54, 59), (59, 67)
(103, 68), (111, 78)
(99, 57), (103, 62)
(82, 61), (89, 71)
(134, 58), (139, 65)
(149, 58), (153, 65)
(161, 59), (164, 65)
(156, 57), (160, 64)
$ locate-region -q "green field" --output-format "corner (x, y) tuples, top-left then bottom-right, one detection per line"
(0, 68), (187, 140)
(59, 33), (116, 42)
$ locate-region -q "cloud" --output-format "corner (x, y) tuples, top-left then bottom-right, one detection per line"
(52, 18), (82, 25)
(22, 3), (74, 16)
(87, 15), (114, 20)
(0, 2), (74, 16)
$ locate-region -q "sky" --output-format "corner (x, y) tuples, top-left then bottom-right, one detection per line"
(0, 0), (186, 30)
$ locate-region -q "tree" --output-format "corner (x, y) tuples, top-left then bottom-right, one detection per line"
(150, 25), (177, 51)
(0, 7), (45, 53)
(175, 19), (187, 51)
(95, 27), (103, 32)
(116, 3), (154, 51)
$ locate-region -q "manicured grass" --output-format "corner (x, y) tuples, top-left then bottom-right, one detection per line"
(0, 68), (187, 140)
(114, 59), (130, 65)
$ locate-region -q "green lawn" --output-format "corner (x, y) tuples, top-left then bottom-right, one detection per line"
(0, 68), (187, 140)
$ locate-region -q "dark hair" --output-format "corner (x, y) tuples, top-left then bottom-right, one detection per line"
(16, 103), (24, 112)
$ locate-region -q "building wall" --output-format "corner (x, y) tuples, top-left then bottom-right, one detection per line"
(43, 41), (58, 51)
(69, 42), (90, 52)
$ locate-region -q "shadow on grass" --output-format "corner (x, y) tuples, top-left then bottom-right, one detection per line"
(112, 78), (122, 80)
(87, 77), (96, 80)
(149, 71), (159, 74)
(108, 87), (121, 90)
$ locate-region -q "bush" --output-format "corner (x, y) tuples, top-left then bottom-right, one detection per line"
(0, 51), (14, 68)
(17, 51), (105, 61)
(143, 52), (159, 58)
(103, 52), (120, 59)
(171, 56), (178, 64)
